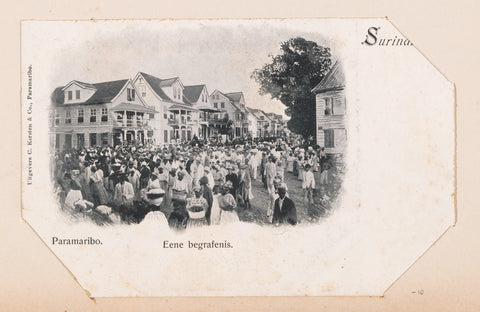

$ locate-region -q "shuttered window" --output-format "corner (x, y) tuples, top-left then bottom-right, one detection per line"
(324, 129), (334, 148)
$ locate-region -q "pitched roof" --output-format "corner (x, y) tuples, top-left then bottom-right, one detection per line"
(266, 112), (283, 120)
(84, 80), (129, 104)
(183, 85), (205, 103)
(182, 94), (193, 105)
(223, 91), (249, 113)
(51, 87), (65, 106)
(51, 79), (129, 106)
(248, 108), (271, 120)
(311, 61), (344, 93)
(224, 92), (243, 103)
(246, 107), (260, 119)
(158, 77), (178, 87)
(139, 72), (173, 101)
(65, 80), (96, 90)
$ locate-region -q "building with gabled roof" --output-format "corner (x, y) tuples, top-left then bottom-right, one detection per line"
(183, 84), (221, 139)
(248, 108), (272, 137)
(50, 78), (155, 149)
(133, 72), (200, 145)
(311, 61), (346, 154)
(210, 90), (253, 138)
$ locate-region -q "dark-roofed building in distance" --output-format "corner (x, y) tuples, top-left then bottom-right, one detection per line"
(312, 61), (346, 154)
(50, 79), (155, 150)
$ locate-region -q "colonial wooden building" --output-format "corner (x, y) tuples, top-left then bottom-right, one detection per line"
(312, 61), (346, 154)
(247, 108), (271, 138)
(183, 84), (221, 139)
(50, 79), (155, 150)
(133, 72), (199, 145)
(209, 90), (252, 138)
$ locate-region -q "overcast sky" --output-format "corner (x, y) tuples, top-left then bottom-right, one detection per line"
(49, 20), (337, 117)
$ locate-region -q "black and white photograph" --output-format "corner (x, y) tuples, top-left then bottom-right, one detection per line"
(48, 28), (346, 229)
(21, 19), (454, 297)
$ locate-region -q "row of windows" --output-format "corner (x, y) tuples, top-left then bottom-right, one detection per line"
(55, 108), (109, 125)
(66, 90), (81, 101)
(56, 133), (109, 149)
(213, 102), (225, 109)
(66, 87), (137, 103)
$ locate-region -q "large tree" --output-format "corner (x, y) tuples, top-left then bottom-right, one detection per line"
(252, 37), (332, 140)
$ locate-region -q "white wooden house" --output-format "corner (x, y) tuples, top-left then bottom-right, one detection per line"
(50, 79), (154, 150)
(312, 61), (347, 154)
(133, 72), (199, 145)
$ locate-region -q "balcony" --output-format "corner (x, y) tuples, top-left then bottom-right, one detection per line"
(168, 116), (198, 125)
(114, 119), (149, 128)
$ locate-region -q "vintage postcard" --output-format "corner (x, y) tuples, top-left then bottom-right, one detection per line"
(21, 18), (455, 297)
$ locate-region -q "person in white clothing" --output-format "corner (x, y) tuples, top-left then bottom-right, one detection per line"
(113, 174), (135, 210)
(302, 163), (316, 220)
(204, 166), (215, 189)
(193, 157), (204, 185)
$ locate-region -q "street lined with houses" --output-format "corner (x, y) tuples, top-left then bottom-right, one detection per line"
(50, 72), (288, 150)
(49, 62), (346, 227)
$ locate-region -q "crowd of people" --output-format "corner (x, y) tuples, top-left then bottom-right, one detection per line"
(51, 136), (334, 229)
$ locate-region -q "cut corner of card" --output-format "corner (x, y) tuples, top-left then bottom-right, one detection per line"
(20, 18), (455, 297)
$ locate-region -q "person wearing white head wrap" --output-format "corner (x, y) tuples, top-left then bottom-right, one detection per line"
(218, 181), (239, 224)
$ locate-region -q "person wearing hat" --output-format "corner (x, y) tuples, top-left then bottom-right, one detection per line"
(272, 183), (296, 226)
(108, 163), (123, 192)
(113, 173), (135, 212)
(141, 188), (168, 227)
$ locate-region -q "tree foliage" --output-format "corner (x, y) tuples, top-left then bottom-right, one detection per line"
(251, 37), (332, 139)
